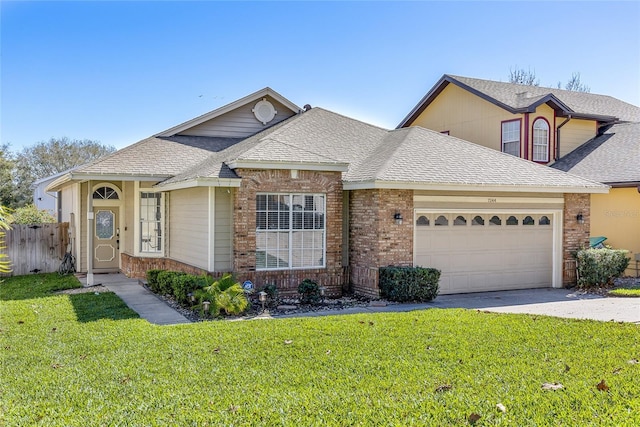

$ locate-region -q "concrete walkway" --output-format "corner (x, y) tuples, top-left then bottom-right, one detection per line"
(77, 273), (190, 325)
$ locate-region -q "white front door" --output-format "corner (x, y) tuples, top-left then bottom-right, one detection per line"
(93, 208), (119, 271)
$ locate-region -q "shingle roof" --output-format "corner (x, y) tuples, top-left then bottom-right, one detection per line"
(162, 107), (606, 192)
(398, 74), (640, 127)
(74, 136), (241, 177)
(550, 122), (640, 184)
(346, 126), (606, 190)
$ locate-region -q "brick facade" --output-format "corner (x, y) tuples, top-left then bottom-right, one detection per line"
(233, 169), (344, 297)
(121, 253), (210, 279)
(349, 189), (413, 297)
(562, 193), (590, 285)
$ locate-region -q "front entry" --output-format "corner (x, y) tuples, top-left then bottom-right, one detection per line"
(93, 208), (120, 271)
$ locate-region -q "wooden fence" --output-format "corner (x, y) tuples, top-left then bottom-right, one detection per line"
(1, 223), (69, 276)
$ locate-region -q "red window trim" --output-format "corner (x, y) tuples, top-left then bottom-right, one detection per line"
(531, 117), (551, 163)
(500, 118), (522, 157)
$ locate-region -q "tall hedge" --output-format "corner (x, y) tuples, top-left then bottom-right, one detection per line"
(379, 266), (440, 302)
(576, 248), (630, 288)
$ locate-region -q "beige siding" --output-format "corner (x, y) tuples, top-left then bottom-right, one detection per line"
(411, 83), (520, 152)
(122, 181), (135, 255)
(214, 187), (233, 271)
(168, 187), (209, 269)
(180, 96), (297, 138)
(79, 182), (88, 271)
(558, 119), (596, 157)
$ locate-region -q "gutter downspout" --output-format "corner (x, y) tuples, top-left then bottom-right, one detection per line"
(556, 114), (572, 160)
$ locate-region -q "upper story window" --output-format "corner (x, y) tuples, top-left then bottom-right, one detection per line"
(501, 120), (521, 157)
(256, 193), (325, 270)
(532, 118), (550, 162)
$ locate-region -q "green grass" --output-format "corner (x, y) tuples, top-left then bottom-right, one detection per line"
(609, 286), (640, 297)
(1, 274), (639, 426)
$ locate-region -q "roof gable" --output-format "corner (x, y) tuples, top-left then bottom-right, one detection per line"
(155, 87), (301, 138)
(398, 74), (640, 127)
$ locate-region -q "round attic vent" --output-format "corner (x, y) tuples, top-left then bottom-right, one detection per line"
(252, 98), (277, 124)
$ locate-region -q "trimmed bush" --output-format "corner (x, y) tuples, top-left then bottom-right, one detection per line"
(146, 269), (163, 293)
(298, 279), (321, 304)
(172, 274), (207, 305)
(379, 266), (440, 302)
(576, 248), (630, 288)
(156, 271), (186, 296)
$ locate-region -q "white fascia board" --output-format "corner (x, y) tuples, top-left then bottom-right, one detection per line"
(343, 180), (610, 194)
(46, 173), (169, 192)
(414, 195), (564, 205)
(155, 178), (242, 191)
(228, 160), (349, 172)
(155, 87), (301, 137)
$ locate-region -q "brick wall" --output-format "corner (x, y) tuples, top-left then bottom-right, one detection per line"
(233, 169), (344, 296)
(562, 193), (590, 285)
(121, 253), (209, 279)
(349, 189), (413, 297)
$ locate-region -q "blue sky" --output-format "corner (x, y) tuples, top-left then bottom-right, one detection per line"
(2, 1), (639, 151)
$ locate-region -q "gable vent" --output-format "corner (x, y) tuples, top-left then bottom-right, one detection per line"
(252, 98), (277, 124)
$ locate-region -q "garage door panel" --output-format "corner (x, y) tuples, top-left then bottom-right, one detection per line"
(415, 212), (554, 294)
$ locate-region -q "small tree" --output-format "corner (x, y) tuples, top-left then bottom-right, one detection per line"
(10, 204), (56, 224)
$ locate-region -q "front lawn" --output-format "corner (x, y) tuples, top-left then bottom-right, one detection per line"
(1, 274), (639, 426)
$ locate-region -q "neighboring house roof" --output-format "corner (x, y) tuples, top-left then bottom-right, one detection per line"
(398, 74), (640, 127)
(551, 122), (640, 186)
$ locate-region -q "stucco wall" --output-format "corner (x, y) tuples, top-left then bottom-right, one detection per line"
(591, 187), (640, 275)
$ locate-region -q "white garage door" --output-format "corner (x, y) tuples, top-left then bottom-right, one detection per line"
(414, 212), (553, 294)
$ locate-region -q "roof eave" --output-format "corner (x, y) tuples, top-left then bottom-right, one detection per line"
(397, 75), (520, 128)
(343, 180), (609, 194)
(45, 172), (171, 192)
(155, 177), (242, 191)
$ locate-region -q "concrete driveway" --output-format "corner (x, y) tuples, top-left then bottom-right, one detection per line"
(430, 288), (640, 323)
(279, 288), (640, 323)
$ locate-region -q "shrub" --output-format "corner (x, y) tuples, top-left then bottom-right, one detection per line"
(10, 204), (55, 224)
(259, 283), (279, 303)
(156, 271), (186, 296)
(196, 274), (248, 316)
(172, 274), (207, 305)
(379, 266), (440, 302)
(298, 279), (321, 304)
(146, 269), (163, 293)
(576, 248), (630, 288)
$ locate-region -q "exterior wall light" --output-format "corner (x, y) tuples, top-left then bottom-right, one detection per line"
(576, 213), (584, 224)
(394, 212), (403, 225)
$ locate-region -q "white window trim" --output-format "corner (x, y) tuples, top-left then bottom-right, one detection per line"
(256, 192), (327, 271)
(134, 181), (165, 258)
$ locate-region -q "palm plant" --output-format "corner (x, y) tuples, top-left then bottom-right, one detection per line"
(196, 274), (248, 316)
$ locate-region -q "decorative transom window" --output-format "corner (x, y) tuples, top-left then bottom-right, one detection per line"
(532, 118), (550, 162)
(93, 186), (119, 200)
(256, 193), (325, 270)
(140, 192), (162, 253)
(501, 120), (521, 157)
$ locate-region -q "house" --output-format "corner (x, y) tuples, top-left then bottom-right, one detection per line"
(398, 74), (640, 275)
(48, 87), (607, 297)
(33, 171), (68, 220)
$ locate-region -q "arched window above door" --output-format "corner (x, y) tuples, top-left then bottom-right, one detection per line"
(93, 186), (120, 200)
